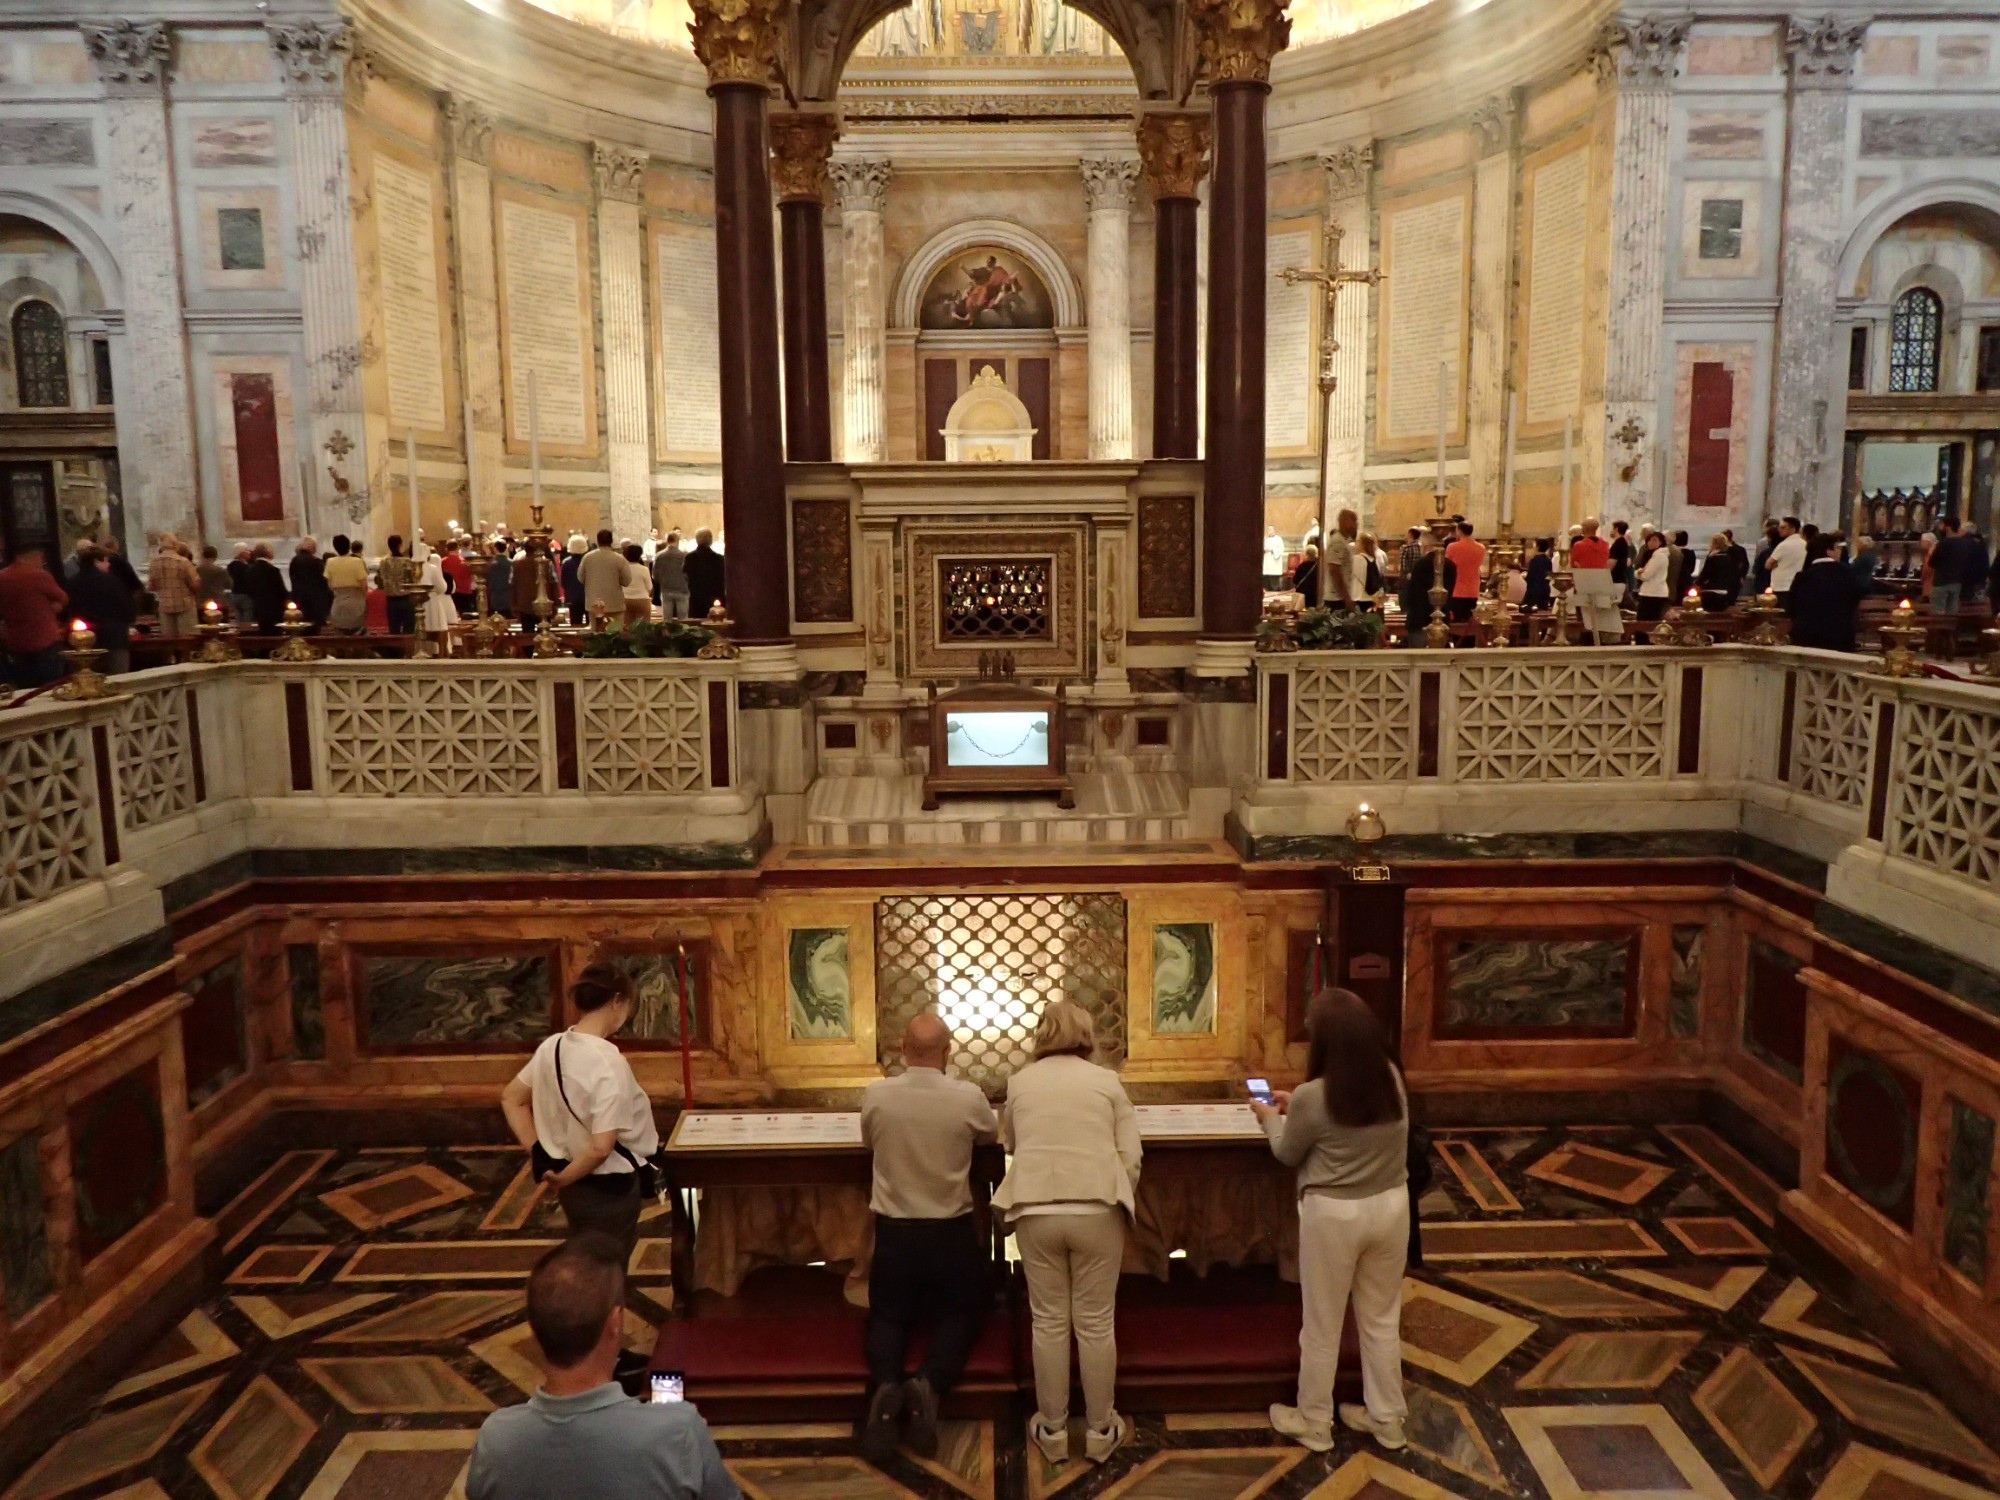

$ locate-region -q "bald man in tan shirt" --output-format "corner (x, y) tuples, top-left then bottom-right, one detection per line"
(859, 1014), (998, 1464)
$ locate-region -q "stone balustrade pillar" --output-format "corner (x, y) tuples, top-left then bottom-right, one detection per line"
(82, 20), (200, 545)
(593, 142), (654, 542)
(1081, 158), (1140, 460)
(830, 158), (891, 465)
(1139, 113), (1209, 460)
(771, 112), (839, 464)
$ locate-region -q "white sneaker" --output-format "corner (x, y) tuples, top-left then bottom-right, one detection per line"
(1268, 1403), (1335, 1453)
(1084, 1412), (1132, 1463)
(1029, 1416), (1070, 1466)
(1338, 1403), (1407, 1451)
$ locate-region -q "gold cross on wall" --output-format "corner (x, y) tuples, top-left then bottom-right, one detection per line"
(1278, 221), (1383, 394)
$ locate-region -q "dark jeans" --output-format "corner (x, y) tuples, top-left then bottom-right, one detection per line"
(386, 597), (416, 635)
(557, 1172), (643, 1257)
(5, 644), (64, 687)
(1448, 596), (1476, 623)
(866, 1213), (987, 1394)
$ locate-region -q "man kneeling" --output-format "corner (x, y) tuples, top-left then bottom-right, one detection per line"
(469, 1235), (738, 1500)
(861, 1014), (999, 1461)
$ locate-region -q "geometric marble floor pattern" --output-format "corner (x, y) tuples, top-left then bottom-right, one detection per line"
(5, 1125), (1999, 1500)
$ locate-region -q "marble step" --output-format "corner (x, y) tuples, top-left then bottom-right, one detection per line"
(802, 770), (1192, 847)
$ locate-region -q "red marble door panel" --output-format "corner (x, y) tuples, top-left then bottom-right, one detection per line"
(1824, 1034), (1921, 1232)
(68, 1060), (167, 1263)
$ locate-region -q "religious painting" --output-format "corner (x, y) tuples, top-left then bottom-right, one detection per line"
(1437, 935), (1635, 1037)
(851, 0), (1117, 59)
(787, 928), (853, 1041)
(1150, 922), (1217, 1036)
(0, 1130), (54, 1322)
(360, 953), (552, 1049)
(919, 248), (1054, 331)
(68, 1061), (166, 1264)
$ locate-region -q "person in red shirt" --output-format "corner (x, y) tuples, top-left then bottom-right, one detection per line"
(0, 545), (70, 687)
(1442, 523), (1485, 623)
(1566, 518), (1623, 642)
(441, 540), (475, 616)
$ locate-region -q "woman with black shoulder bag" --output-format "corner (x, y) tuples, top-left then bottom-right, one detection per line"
(501, 961), (659, 1255)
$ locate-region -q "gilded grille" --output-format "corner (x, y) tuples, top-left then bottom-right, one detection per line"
(875, 894), (1126, 1092)
(939, 560), (1051, 641)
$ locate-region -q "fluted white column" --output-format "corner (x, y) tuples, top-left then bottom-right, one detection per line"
(83, 20), (199, 544)
(1599, 15), (1687, 528)
(594, 142), (653, 541)
(1320, 144), (1373, 527)
(1771, 16), (1868, 528)
(830, 159), (890, 464)
(1081, 157), (1140, 460)
(1466, 100), (1515, 534)
(271, 20), (368, 540)
(445, 98), (503, 527)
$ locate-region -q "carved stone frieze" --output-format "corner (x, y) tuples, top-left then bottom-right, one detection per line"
(1786, 15), (1869, 88)
(828, 157), (892, 213)
(768, 111), (841, 204)
(843, 94), (1139, 120)
(444, 97), (495, 165)
(1138, 113), (1211, 199)
(80, 20), (171, 92)
(1186, 0), (1290, 85)
(687, 0), (788, 88)
(266, 19), (354, 91)
(1318, 141), (1373, 202)
(592, 141), (648, 202)
(1080, 157), (1141, 212)
(1596, 15), (1690, 88)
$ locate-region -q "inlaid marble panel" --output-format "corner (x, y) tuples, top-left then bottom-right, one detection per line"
(1424, 1218), (1663, 1261)
(605, 949), (703, 1046)
(68, 1060), (166, 1263)
(189, 1375), (317, 1500)
(1824, 1037), (1922, 1231)
(360, 953), (552, 1049)
(1611, 1263), (1763, 1311)
(323, 1288), (525, 1342)
(0, 1129), (53, 1321)
(299, 1355), (494, 1413)
(1451, 1269), (1675, 1318)
(1760, 1278), (1892, 1365)
(1784, 1349), (2000, 1479)
(1944, 1097), (1994, 1285)
(1504, 1403), (1731, 1499)
(3, 1378), (221, 1500)
(296, 1432), (474, 1500)
(1518, 1329), (1702, 1390)
(1439, 937), (1632, 1036)
(1398, 1277), (1536, 1384)
(287, 943), (323, 1061)
(107, 1309), (238, 1401)
(1669, 925), (1704, 1039)
(1527, 1141), (1672, 1205)
(1743, 938), (1807, 1084)
(1693, 1347), (1815, 1488)
(183, 955), (247, 1107)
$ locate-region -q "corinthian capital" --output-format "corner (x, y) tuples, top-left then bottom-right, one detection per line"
(1786, 15), (1869, 88)
(1187, 0), (1290, 85)
(686, 0), (788, 88)
(1137, 112), (1210, 199)
(1080, 158), (1141, 212)
(80, 20), (172, 92)
(1319, 142), (1373, 202)
(266, 18), (355, 91)
(593, 142), (648, 202)
(444, 97), (495, 165)
(1597, 14), (1690, 88)
(828, 158), (892, 214)
(768, 111), (841, 204)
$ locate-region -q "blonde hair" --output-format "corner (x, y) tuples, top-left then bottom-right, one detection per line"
(1032, 1000), (1096, 1060)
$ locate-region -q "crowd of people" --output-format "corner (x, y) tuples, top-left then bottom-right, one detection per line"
(1265, 508), (2000, 653)
(0, 526), (728, 687)
(478, 967), (1414, 1497)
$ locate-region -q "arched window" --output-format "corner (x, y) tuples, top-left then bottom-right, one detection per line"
(1888, 287), (1943, 393)
(11, 300), (69, 408)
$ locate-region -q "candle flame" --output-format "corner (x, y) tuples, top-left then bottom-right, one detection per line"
(70, 619), (87, 633)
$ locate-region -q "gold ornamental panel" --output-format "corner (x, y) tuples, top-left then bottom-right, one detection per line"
(905, 523), (1085, 678)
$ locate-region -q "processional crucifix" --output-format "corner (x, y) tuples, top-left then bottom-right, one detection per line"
(1279, 221), (1382, 545)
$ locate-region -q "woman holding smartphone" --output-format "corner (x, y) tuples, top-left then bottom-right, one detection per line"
(1251, 988), (1409, 1454)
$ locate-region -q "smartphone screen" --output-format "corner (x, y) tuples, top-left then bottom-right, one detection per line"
(1246, 1077), (1272, 1104)
(650, 1372), (684, 1404)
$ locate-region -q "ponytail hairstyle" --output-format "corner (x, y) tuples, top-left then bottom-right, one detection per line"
(572, 961), (635, 1015)
(1303, 987), (1404, 1128)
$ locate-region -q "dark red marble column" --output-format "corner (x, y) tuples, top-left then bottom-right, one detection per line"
(709, 82), (789, 644)
(1138, 113), (1209, 461)
(1201, 80), (1269, 638)
(770, 112), (839, 464)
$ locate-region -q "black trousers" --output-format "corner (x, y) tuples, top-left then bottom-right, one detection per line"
(866, 1214), (987, 1393)
(557, 1172), (643, 1257)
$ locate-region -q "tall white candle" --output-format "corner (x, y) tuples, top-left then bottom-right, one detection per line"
(405, 427), (418, 548)
(1500, 392), (1519, 527)
(1560, 415), (1574, 537)
(528, 370), (541, 510)
(1434, 359), (1448, 494)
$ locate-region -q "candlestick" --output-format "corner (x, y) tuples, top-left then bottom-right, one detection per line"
(53, 618), (112, 699)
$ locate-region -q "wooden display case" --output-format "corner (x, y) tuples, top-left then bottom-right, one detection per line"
(921, 680), (1073, 810)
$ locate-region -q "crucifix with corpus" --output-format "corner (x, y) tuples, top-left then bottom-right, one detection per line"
(1278, 220), (1382, 546)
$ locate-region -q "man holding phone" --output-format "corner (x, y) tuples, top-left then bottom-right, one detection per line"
(468, 1235), (738, 1500)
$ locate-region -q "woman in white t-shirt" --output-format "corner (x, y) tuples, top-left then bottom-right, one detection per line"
(1636, 532), (1674, 624)
(501, 962), (658, 1253)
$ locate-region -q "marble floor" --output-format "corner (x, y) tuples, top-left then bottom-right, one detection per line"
(6, 1123), (1998, 1500)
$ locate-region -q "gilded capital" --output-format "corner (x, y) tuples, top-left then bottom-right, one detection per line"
(687, 0), (789, 88)
(1137, 112), (1210, 199)
(1187, 0), (1290, 86)
(768, 111), (840, 204)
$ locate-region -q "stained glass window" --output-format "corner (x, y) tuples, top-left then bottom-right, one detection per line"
(11, 301), (68, 409)
(1888, 287), (1942, 394)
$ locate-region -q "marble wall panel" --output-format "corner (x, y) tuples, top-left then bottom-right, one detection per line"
(1944, 1098), (1994, 1285)
(359, 953), (553, 1050)
(1824, 1034), (1921, 1231)
(0, 120), (93, 168)
(1744, 937), (1807, 1084)
(1669, 925), (1704, 1041)
(0, 1130), (53, 1322)
(67, 1060), (166, 1264)
(287, 942), (323, 1062)
(1438, 934), (1636, 1037)
(190, 119), (276, 169)
(182, 956), (247, 1108)
(1859, 111), (2000, 159)
(601, 947), (706, 1047)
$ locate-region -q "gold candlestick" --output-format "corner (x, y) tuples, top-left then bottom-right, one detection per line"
(1473, 592), (1511, 648)
(696, 599), (740, 660)
(52, 619), (114, 700)
(1875, 596), (1924, 678)
(193, 600), (241, 664)
(271, 599), (326, 663)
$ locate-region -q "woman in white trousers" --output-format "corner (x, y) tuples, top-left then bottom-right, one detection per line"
(992, 1001), (1142, 1467)
(1253, 987), (1410, 1453)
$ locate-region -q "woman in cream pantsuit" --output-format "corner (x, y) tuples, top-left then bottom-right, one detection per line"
(993, 1001), (1142, 1467)
(1253, 988), (1410, 1455)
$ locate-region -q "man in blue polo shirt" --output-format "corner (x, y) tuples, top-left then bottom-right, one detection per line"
(468, 1235), (738, 1500)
